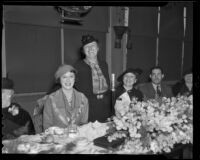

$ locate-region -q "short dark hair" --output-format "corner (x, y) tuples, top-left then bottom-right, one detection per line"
(150, 66), (164, 74)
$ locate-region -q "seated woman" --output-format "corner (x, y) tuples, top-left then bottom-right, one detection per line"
(2, 78), (35, 140)
(114, 68), (143, 117)
(43, 64), (89, 130)
(172, 68), (192, 97)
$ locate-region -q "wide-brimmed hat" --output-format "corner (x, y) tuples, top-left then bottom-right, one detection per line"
(55, 64), (77, 80)
(117, 68), (143, 82)
(2, 77), (14, 90)
(81, 34), (98, 47)
(183, 68), (192, 77)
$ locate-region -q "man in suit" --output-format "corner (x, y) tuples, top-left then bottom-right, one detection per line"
(138, 66), (173, 100)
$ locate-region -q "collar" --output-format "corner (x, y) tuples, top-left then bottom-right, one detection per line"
(152, 83), (161, 91)
(84, 58), (98, 66)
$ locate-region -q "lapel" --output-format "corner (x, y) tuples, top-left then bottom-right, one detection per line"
(63, 89), (82, 122)
(52, 89), (82, 125)
(149, 83), (156, 97)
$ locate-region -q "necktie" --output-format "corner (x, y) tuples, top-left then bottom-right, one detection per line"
(156, 85), (162, 97)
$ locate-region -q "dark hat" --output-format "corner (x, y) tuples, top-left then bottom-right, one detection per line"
(2, 77), (14, 90)
(81, 34), (98, 47)
(117, 68), (143, 82)
(183, 68), (192, 77)
(55, 64), (77, 80)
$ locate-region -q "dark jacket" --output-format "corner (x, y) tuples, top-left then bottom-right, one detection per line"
(2, 103), (35, 140)
(172, 81), (193, 96)
(115, 85), (143, 102)
(138, 82), (173, 100)
(74, 59), (113, 122)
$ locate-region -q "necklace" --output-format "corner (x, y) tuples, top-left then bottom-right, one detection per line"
(62, 89), (77, 124)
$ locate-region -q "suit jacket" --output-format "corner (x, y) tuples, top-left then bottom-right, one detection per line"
(43, 88), (89, 130)
(138, 82), (173, 100)
(74, 59), (112, 122)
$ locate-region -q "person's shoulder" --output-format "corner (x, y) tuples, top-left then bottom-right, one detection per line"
(138, 82), (151, 89)
(74, 60), (90, 72)
(161, 82), (172, 89)
(74, 89), (87, 98)
(74, 60), (86, 67)
(133, 87), (143, 93)
(74, 89), (88, 104)
(98, 59), (108, 66)
(11, 102), (21, 108)
(48, 89), (61, 99)
(12, 103), (31, 117)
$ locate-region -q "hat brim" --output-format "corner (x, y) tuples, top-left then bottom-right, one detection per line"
(117, 68), (142, 82)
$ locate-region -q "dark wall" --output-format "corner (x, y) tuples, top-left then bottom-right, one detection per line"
(127, 4), (193, 82)
(5, 6), (109, 93)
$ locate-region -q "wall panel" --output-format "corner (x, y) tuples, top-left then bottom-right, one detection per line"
(6, 23), (61, 93)
(127, 36), (156, 82)
(158, 38), (182, 80)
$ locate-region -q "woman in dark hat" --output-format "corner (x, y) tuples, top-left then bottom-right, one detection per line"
(2, 78), (35, 140)
(43, 64), (89, 130)
(172, 68), (193, 97)
(74, 34), (113, 122)
(115, 68), (143, 102)
(114, 68), (143, 117)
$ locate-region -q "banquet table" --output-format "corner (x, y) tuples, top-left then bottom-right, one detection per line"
(2, 122), (112, 154)
(2, 122), (192, 156)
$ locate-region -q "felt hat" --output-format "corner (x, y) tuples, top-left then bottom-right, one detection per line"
(81, 34), (98, 47)
(2, 77), (14, 90)
(117, 68), (143, 82)
(55, 64), (77, 80)
(183, 68), (192, 77)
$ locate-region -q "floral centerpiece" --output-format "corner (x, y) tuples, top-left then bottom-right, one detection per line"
(107, 95), (193, 154)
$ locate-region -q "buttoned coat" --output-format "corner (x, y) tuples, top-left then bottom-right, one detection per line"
(138, 82), (173, 100)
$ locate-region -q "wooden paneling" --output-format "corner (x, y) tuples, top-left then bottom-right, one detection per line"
(159, 5), (183, 40)
(158, 38), (182, 80)
(4, 6), (109, 93)
(4, 6), (109, 32)
(127, 36), (156, 82)
(183, 41), (193, 73)
(6, 23), (61, 93)
(129, 7), (158, 37)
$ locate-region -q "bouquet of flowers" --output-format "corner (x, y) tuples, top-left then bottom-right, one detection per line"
(107, 95), (193, 154)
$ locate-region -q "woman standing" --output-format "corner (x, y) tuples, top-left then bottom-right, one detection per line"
(43, 64), (89, 130)
(74, 34), (113, 122)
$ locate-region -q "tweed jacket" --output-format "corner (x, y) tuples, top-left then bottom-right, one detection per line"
(43, 88), (89, 130)
(138, 82), (173, 100)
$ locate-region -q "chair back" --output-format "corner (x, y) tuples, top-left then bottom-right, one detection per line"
(33, 95), (48, 133)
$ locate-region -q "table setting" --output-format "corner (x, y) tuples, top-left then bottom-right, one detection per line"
(2, 95), (193, 156)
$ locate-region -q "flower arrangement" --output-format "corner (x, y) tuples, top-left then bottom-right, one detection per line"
(107, 95), (193, 154)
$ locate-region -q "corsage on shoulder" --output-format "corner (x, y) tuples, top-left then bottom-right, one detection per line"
(8, 104), (19, 116)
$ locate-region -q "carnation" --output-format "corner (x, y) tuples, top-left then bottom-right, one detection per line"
(107, 95), (193, 154)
